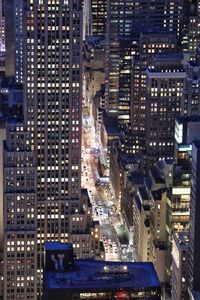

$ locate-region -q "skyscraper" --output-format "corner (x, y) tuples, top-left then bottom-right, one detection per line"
(23, 0), (96, 273)
(4, 119), (37, 300)
(14, 0), (24, 83)
(181, 47), (200, 116)
(4, 0), (99, 298)
(91, 0), (107, 37)
(106, 0), (135, 116)
(24, 0), (82, 222)
(187, 0), (200, 60)
(134, 0), (183, 37)
(145, 54), (186, 168)
(130, 31), (177, 154)
(106, 0), (183, 118)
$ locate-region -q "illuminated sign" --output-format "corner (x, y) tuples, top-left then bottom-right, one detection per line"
(172, 187), (191, 195)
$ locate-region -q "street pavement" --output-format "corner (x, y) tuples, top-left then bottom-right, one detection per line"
(81, 105), (135, 262)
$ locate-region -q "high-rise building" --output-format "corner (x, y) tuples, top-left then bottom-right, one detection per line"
(118, 38), (135, 129)
(181, 47), (200, 116)
(149, 188), (168, 282)
(131, 31), (177, 154)
(105, 0), (135, 116)
(3, 119), (38, 300)
(187, 0), (200, 60)
(106, 0), (183, 118)
(144, 54), (186, 169)
(14, 0), (24, 84)
(24, 0), (83, 222)
(4, 0), (15, 78)
(134, 0), (183, 38)
(91, 0), (107, 37)
(132, 186), (150, 262)
(4, 1), (100, 298)
(5, 0), (27, 82)
(188, 140), (200, 295)
(24, 0), (99, 265)
(171, 232), (189, 300)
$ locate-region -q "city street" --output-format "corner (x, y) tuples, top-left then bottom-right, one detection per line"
(81, 104), (134, 262)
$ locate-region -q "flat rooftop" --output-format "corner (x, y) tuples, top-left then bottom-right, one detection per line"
(45, 242), (73, 251)
(174, 232), (189, 250)
(138, 186), (149, 201)
(45, 260), (160, 290)
(151, 188), (166, 201)
(128, 171), (144, 185)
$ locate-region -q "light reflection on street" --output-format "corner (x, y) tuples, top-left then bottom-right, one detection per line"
(81, 94), (135, 262)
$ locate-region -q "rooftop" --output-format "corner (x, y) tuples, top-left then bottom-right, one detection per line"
(154, 53), (183, 60)
(128, 171), (144, 185)
(150, 167), (165, 184)
(144, 176), (153, 190)
(45, 242), (73, 251)
(45, 260), (160, 290)
(105, 116), (120, 136)
(121, 153), (140, 166)
(174, 232), (189, 250)
(176, 115), (200, 124)
(138, 186), (149, 201)
(151, 188), (166, 201)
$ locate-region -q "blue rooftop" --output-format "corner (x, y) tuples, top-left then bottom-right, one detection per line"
(45, 260), (160, 290)
(45, 242), (73, 251)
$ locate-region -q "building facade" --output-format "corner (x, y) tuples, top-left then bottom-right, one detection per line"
(145, 55), (186, 169)
(4, 1), (100, 299)
(105, 0), (134, 115)
(171, 232), (189, 300)
(4, 0), (15, 78)
(91, 0), (107, 37)
(188, 141), (200, 294)
(0, 0), (5, 75)
(130, 31), (177, 154)
(3, 119), (37, 300)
